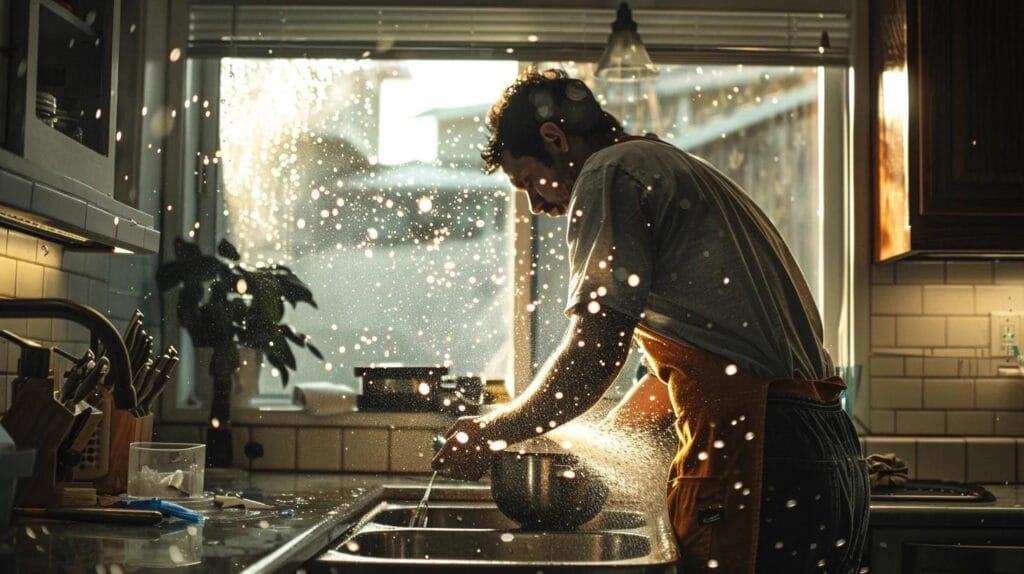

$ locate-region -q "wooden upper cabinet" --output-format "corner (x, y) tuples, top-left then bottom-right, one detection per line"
(872, 0), (1024, 261)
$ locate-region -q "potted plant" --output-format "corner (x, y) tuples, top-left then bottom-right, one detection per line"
(157, 237), (322, 466)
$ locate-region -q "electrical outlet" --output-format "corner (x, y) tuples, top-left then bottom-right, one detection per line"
(990, 312), (1023, 357)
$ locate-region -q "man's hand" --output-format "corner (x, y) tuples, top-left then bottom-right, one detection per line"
(431, 416), (495, 481)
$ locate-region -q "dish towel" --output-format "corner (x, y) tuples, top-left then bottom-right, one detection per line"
(291, 382), (359, 415)
(866, 452), (909, 488)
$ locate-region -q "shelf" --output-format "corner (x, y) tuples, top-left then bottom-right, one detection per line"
(39, 0), (98, 41)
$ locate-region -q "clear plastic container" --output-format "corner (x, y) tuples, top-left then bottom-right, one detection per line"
(127, 442), (205, 499)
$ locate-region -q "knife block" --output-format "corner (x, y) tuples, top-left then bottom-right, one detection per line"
(0, 377), (76, 507)
(95, 387), (154, 495)
(73, 391), (112, 481)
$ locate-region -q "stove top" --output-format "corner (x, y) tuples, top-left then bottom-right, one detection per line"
(871, 480), (996, 503)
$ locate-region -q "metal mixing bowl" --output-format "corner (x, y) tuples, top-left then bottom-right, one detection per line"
(490, 450), (609, 530)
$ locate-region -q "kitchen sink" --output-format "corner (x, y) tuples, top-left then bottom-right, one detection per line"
(335, 529), (652, 561)
(369, 504), (647, 530)
(310, 485), (678, 573)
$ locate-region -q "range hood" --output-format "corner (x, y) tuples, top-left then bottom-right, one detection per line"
(0, 154), (159, 254)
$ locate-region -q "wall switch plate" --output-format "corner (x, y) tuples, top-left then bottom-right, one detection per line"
(990, 312), (1023, 357)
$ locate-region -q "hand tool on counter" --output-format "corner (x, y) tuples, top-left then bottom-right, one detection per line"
(14, 507), (164, 526)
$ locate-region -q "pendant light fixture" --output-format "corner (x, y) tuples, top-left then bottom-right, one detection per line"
(595, 2), (658, 81)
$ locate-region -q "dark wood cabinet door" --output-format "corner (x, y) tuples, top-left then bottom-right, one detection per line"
(873, 0), (1024, 259)
(916, 0), (1024, 216)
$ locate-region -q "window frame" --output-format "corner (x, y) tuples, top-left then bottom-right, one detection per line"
(158, 9), (864, 426)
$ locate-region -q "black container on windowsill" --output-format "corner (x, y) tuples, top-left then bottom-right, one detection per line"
(354, 366), (448, 412)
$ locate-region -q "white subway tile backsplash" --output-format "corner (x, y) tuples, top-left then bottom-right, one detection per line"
(896, 261), (945, 284)
(872, 285), (923, 315)
(946, 316), (990, 348)
(923, 286), (974, 315)
(870, 356), (904, 377)
(6, 231), (37, 262)
(947, 411), (994, 435)
(896, 411), (946, 435)
(923, 379), (974, 409)
(0, 258), (15, 296)
(976, 380), (1024, 410)
(870, 316), (896, 347)
(904, 357), (923, 376)
(896, 316), (946, 347)
(922, 357), (964, 378)
(0, 228), (7, 255)
(871, 264), (894, 284)
(993, 412), (1024, 436)
(297, 428), (343, 471)
(966, 438), (1016, 483)
(916, 438), (966, 482)
(946, 261), (993, 284)
(870, 410), (896, 434)
(42, 267), (68, 299)
(994, 261), (1024, 284)
(871, 378), (922, 409)
(15, 262), (44, 298)
(975, 285), (1024, 314)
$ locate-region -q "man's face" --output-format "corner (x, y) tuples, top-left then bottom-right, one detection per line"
(500, 152), (574, 217)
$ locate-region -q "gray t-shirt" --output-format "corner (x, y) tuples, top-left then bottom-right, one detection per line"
(564, 137), (833, 381)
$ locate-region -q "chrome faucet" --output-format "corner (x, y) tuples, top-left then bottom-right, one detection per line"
(0, 298), (137, 409)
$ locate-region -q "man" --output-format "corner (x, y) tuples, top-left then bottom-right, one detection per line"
(433, 70), (869, 574)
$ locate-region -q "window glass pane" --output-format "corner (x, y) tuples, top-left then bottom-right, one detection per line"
(218, 59), (518, 395)
(529, 63), (821, 385)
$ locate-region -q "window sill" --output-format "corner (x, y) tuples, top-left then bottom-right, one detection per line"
(231, 396), (458, 428)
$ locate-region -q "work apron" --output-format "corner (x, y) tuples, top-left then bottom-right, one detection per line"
(634, 326), (846, 574)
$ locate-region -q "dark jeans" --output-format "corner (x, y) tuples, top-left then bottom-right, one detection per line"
(756, 394), (870, 573)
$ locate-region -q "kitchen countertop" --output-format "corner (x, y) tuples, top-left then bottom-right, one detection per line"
(1, 473), (1022, 573)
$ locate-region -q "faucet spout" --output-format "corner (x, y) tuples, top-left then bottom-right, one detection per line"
(0, 298), (137, 410)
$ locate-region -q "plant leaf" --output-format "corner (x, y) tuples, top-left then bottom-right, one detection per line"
(265, 352), (289, 387)
(217, 238), (242, 261)
(306, 342), (324, 360)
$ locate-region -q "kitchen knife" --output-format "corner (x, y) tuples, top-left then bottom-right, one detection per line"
(135, 355), (178, 415)
(123, 311), (144, 354)
(58, 350), (95, 403)
(70, 356), (110, 404)
(132, 358), (152, 390)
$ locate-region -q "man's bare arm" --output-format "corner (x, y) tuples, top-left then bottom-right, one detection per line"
(479, 307), (638, 445)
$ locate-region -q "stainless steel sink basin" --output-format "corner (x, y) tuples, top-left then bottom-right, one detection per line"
(369, 504), (647, 531)
(334, 529), (652, 562)
(312, 485), (677, 572)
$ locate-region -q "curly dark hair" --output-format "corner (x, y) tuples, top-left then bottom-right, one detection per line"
(481, 69), (624, 174)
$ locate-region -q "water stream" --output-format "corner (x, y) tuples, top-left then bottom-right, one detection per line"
(409, 470), (439, 527)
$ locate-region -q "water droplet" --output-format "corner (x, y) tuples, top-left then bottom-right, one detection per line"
(500, 533), (515, 542)
(733, 481), (743, 490)
(562, 469), (576, 479)
(587, 301), (601, 314)
(169, 48), (182, 62)
(725, 364), (738, 376)
(785, 499), (797, 509)
(488, 440), (508, 451)
(713, 440), (725, 449)
(745, 432), (755, 441)
(296, 218), (306, 230)
(454, 431), (469, 444)
(707, 559), (719, 569)
(697, 451), (709, 461)
(774, 541), (784, 550)
(346, 541), (361, 552)
(835, 538), (846, 548)
(627, 274), (641, 287)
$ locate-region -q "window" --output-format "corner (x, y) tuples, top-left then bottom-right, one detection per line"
(215, 59), (519, 395)
(167, 3), (851, 411)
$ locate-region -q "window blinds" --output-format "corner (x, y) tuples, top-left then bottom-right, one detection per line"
(188, 3), (850, 65)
